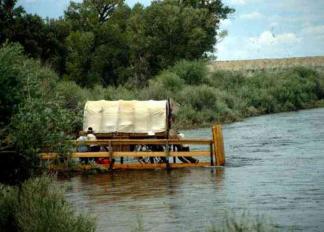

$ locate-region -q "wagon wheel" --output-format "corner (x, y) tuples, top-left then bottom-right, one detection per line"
(135, 145), (168, 164)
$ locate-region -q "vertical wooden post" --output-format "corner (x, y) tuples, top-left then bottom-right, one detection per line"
(210, 142), (214, 166)
(165, 140), (170, 170)
(173, 145), (176, 163)
(212, 124), (225, 166)
(108, 140), (114, 171)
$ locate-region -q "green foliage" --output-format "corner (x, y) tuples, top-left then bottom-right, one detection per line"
(10, 99), (74, 157)
(1, 0), (233, 86)
(0, 1), (71, 75)
(0, 42), (60, 130)
(155, 71), (185, 92)
(141, 62), (323, 128)
(0, 176), (96, 232)
(207, 211), (277, 232)
(171, 59), (208, 85)
(65, 0), (123, 30)
(180, 85), (216, 111)
(0, 43), (74, 185)
(0, 184), (18, 232)
(129, 211), (276, 232)
(56, 80), (90, 111)
(104, 85), (139, 100)
(0, 43), (24, 127)
(175, 104), (208, 127)
(139, 83), (170, 100)
(65, 31), (97, 86)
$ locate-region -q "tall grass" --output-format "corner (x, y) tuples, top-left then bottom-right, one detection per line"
(130, 212), (277, 232)
(207, 212), (277, 232)
(0, 176), (96, 232)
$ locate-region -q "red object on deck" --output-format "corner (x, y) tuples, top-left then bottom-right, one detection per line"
(96, 158), (110, 164)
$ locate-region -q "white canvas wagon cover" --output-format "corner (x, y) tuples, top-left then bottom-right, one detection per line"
(83, 100), (168, 134)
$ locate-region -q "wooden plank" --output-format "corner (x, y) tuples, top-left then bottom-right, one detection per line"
(112, 162), (211, 170)
(41, 153), (59, 159)
(212, 124), (225, 166)
(111, 151), (210, 158)
(40, 151), (210, 160)
(47, 162), (213, 171)
(94, 131), (167, 138)
(74, 139), (212, 146)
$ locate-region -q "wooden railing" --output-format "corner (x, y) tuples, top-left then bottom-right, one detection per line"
(41, 124), (226, 169)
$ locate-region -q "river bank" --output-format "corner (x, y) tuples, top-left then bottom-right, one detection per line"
(56, 62), (324, 130)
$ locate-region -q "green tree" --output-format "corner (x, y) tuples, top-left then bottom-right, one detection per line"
(64, 1), (131, 86)
(0, 43), (73, 185)
(2, 0), (233, 86)
(65, 0), (123, 31)
(65, 31), (97, 86)
(0, 0), (25, 44)
(0, 1), (46, 58)
(127, 0), (233, 81)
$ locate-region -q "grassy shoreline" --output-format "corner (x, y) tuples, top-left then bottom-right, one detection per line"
(58, 62), (324, 131)
(178, 100), (324, 130)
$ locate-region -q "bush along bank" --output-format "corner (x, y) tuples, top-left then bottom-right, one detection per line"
(56, 60), (324, 129)
(0, 176), (96, 232)
(170, 64), (324, 128)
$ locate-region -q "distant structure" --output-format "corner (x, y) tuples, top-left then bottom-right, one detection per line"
(209, 56), (324, 72)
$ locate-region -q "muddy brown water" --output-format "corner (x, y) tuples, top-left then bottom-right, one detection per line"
(61, 108), (324, 231)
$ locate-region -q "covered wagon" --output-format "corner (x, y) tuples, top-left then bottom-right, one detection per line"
(41, 99), (225, 170)
(83, 100), (172, 138)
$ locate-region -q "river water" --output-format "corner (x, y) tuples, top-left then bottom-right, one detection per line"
(62, 108), (324, 231)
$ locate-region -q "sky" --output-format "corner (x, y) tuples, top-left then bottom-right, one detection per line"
(18, 0), (324, 61)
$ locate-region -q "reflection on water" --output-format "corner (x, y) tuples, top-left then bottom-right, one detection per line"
(62, 108), (324, 231)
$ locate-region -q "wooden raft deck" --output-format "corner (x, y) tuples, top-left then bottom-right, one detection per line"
(41, 124), (226, 170)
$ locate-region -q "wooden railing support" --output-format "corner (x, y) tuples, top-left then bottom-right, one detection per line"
(212, 124), (225, 166)
(210, 143), (214, 166)
(165, 140), (170, 170)
(108, 140), (114, 171)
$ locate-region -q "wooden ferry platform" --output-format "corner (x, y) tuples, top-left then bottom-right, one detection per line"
(41, 124), (225, 171)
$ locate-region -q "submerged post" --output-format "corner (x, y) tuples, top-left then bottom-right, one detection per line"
(212, 124), (225, 166)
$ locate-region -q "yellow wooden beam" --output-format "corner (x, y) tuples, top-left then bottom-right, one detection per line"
(46, 162), (213, 171)
(41, 150), (211, 160)
(112, 162), (211, 170)
(212, 124), (225, 166)
(74, 138), (212, 146)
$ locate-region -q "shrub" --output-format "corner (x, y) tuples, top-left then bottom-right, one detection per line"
(0, 43), (25, 127)
(56, 81), (91, 132)
(208, 70), (246, 91)
(175, 104), (198, 128)
(180, 85), (217, 111)
(104, 85), (139, 100)
(140, 80), (172, 100)
(56, 81), (90, 111)
(0, 185), (18, 232)
(171, 60), (208, 85)
(0, 176), (96, 232)
(155, 71), (185, 92)
(10, 98), (74, 156)
(0, 43), (74, 185)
